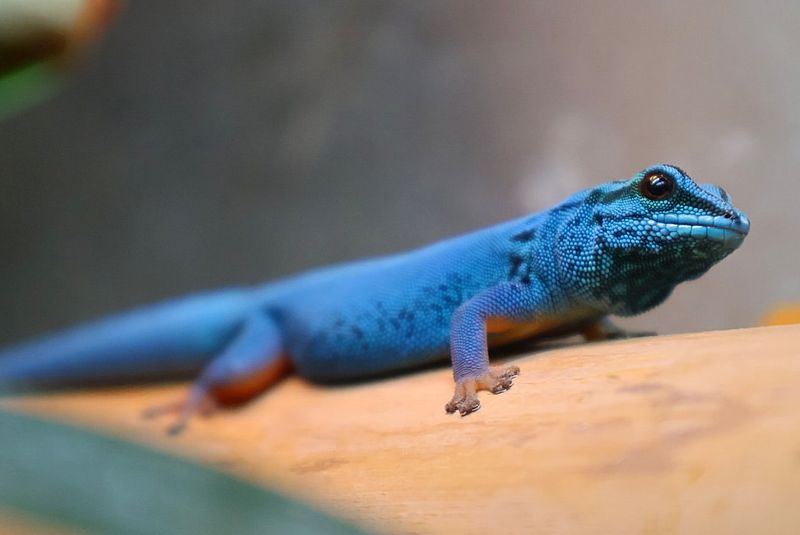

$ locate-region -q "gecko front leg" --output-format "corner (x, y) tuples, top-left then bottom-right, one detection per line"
(445, 281), (549, 416)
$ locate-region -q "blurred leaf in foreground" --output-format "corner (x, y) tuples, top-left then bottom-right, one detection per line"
(0, 63), (61, 121)
(0, 409), (374, 535)
(0, 0), (119, 119)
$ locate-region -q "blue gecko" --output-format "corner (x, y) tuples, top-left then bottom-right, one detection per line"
(0, 164), (749, 433)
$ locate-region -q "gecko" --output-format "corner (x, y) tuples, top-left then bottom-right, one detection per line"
(0, 164), (749, 433)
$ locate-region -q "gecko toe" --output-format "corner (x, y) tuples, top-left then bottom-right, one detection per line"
(459, 399), (480, 416)
(445, 397), (481, 416)
(167, 421), (188, 436)
(141, 386), (217, 434)
(496, 365), (520, 380)
(484, 365), (520, 391)
(446, 364), (520, 416)
(491, 382), (510, 394)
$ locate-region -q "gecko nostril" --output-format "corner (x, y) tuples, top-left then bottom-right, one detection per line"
(723, 212), (733, 219)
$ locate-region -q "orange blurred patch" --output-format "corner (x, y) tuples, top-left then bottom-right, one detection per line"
(66, 0), (120, 58)
(760, 304), (800, 326)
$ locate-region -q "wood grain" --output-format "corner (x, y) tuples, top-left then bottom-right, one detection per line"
(5, 325), (800, 535)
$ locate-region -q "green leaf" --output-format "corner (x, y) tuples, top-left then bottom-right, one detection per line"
(0, 63), (62, 121)
(0, 409), (374, 535)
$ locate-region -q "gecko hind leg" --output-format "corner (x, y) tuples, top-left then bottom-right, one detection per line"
(141, 393), (217, 420)
(142, 382), (221, 435)
(143, 312), (290, 435)
(581, 317), (655, 342)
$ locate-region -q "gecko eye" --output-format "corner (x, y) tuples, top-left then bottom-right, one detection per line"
(639, 172), (675, 201)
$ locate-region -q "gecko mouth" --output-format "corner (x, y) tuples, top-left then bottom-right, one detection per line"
(651, 213), (750, 242)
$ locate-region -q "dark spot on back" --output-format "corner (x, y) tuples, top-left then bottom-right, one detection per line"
(585, 191), (603, 204)
(350, 325), (364, 339)
(508, 254), (524, 280)
(511, 229), (536, 242)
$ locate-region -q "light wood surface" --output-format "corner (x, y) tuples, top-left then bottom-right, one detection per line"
(5, 325), (800, 535)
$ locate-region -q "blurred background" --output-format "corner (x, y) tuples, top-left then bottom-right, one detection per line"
(0, 1), (797, 344)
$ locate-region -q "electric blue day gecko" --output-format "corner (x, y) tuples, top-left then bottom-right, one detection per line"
(0, 164), (749, 433)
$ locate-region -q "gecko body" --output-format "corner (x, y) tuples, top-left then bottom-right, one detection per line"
(0, 164), (749, 432)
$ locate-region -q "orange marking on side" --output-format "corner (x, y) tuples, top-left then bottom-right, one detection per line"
(487, 317), (560, 347)
(487, 312), (597, 348)
(211, 355), (293, 407)
(486, 317), (521, 333)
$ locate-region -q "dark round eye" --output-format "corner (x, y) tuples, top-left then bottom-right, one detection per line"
(639, 172), (675, 200)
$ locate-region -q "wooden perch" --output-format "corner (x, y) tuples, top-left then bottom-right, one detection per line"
(5, 325), (800, 535)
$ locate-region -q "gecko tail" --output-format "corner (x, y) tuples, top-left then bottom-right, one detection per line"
(0, 289), (253, 391)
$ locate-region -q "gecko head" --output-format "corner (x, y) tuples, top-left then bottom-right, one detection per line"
(585, 164), (749, 314)
(600, 164), (748, 254)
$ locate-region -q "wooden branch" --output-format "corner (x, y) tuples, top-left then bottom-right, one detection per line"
(5, 325), (800, 535)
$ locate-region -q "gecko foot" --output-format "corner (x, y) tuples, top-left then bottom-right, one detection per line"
(142, 387), (217, 435)
(581, 320), (655, 341)
(445, 365), (520, 416)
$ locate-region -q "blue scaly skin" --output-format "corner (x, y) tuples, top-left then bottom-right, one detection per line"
(0, 164), (749, 432)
